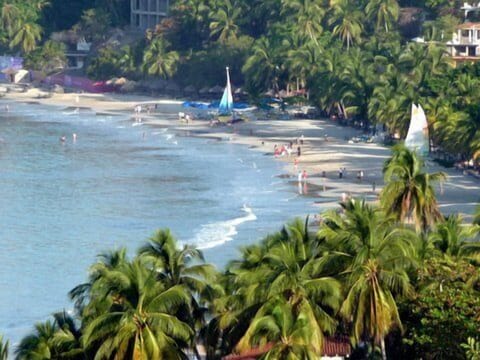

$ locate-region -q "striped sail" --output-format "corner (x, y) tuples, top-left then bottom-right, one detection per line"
(405, 103), (429, 156)
(218, 67), (233, 115)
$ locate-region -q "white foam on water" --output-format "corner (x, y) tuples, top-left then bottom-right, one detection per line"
(132, 122), (142, 127)
(189, 205), (257, 249)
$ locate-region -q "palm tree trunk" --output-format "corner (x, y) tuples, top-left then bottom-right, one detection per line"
(381, 337), (387, 360)
(193, 344), (202, 360)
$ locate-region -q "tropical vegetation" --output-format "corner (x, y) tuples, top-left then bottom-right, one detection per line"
(1, 146), (479, 359)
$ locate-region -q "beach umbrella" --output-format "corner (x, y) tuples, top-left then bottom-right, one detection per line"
(165, 82), (180, 93)
(234, 87), (245, 95)
(199, 87), (209, 94)
(120, 80), (137, 92)
(106, 77), (117, 85)
(264, 89), (275, 96)
(114, 77), (127, 86)
(1, 67), (17, 75)
(184, 85), (197, 94)
(209, 85), (224, 94)
(148, 78), (168, 90)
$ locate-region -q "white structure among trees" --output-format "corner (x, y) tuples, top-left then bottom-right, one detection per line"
(131, 0), (169, 30)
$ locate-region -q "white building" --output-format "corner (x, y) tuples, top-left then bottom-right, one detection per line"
(131, 0), (170, 30)
(446, 22), (480, 65)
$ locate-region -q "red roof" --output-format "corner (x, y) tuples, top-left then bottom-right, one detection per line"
(457, 22), (480, 29)
(222, 336), (351, 359)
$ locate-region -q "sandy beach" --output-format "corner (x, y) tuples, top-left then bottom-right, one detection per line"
(2, 87), (479, 221)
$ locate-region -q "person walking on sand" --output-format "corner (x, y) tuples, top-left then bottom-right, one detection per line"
(294, 158), (298, 171)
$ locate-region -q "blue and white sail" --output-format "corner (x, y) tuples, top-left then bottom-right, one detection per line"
(405, 103), (429, 156)
(218, 67), (234, 116)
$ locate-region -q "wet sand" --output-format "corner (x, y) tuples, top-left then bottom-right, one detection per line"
(2, 88), (479, 221)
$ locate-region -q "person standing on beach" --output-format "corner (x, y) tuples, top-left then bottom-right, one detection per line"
(302, 170), (308, 184)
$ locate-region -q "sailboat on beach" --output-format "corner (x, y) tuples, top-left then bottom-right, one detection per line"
(217, 66), (243, 123)
(405, 103), (429, 156)
(218, 66), (233, 116)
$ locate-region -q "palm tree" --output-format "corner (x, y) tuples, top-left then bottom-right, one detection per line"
(242, 36), (282, 94)
(15, 320), (58, 359)
(69, 248), (127, 315)
(82, 258), (193, 359)
(223, 219), (342, 356)
(328, 0), (363, 50)
(319, 199), (414, 360)
(365, 0), (399, 33)
(282, 0), (325, 44)
(209, 0), (241, 43)
(338, 48), (376, 119)
(0, 3), (20, 36)
(381, 144), (446, 232)
(138, 229), (215, 289)
(138, 229), (217, 357)
(237, 299), (321, 359)
(0, 335), (8, 360)
(15, 312), (83, 359)
(367, 77), (413, 136)
(430, 215), (480, 260)
(474, 204), (480, 226)
(142, 37), (179, 79)
(9, 22), (42, 53)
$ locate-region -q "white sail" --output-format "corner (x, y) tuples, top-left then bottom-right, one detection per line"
(405, 103), (429, 156)
(218, 67), (233, 115)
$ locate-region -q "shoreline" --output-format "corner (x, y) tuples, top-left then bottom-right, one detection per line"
(2, 88), (479, 220)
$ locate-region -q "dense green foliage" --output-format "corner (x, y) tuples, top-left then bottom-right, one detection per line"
(397, 259), (480, 359)
(2, 146), (479, 359)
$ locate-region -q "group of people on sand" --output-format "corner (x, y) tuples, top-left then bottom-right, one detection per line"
(273, 135), (306, 158)
(297, 169), (308, 183)
(178, 112), (193, 123)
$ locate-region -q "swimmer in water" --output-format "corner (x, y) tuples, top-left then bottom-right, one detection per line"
(72, 133), (77, 141)
(60, 136), (66, 143)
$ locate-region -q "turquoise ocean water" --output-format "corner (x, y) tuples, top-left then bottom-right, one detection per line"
(0, 102), (313, 346)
